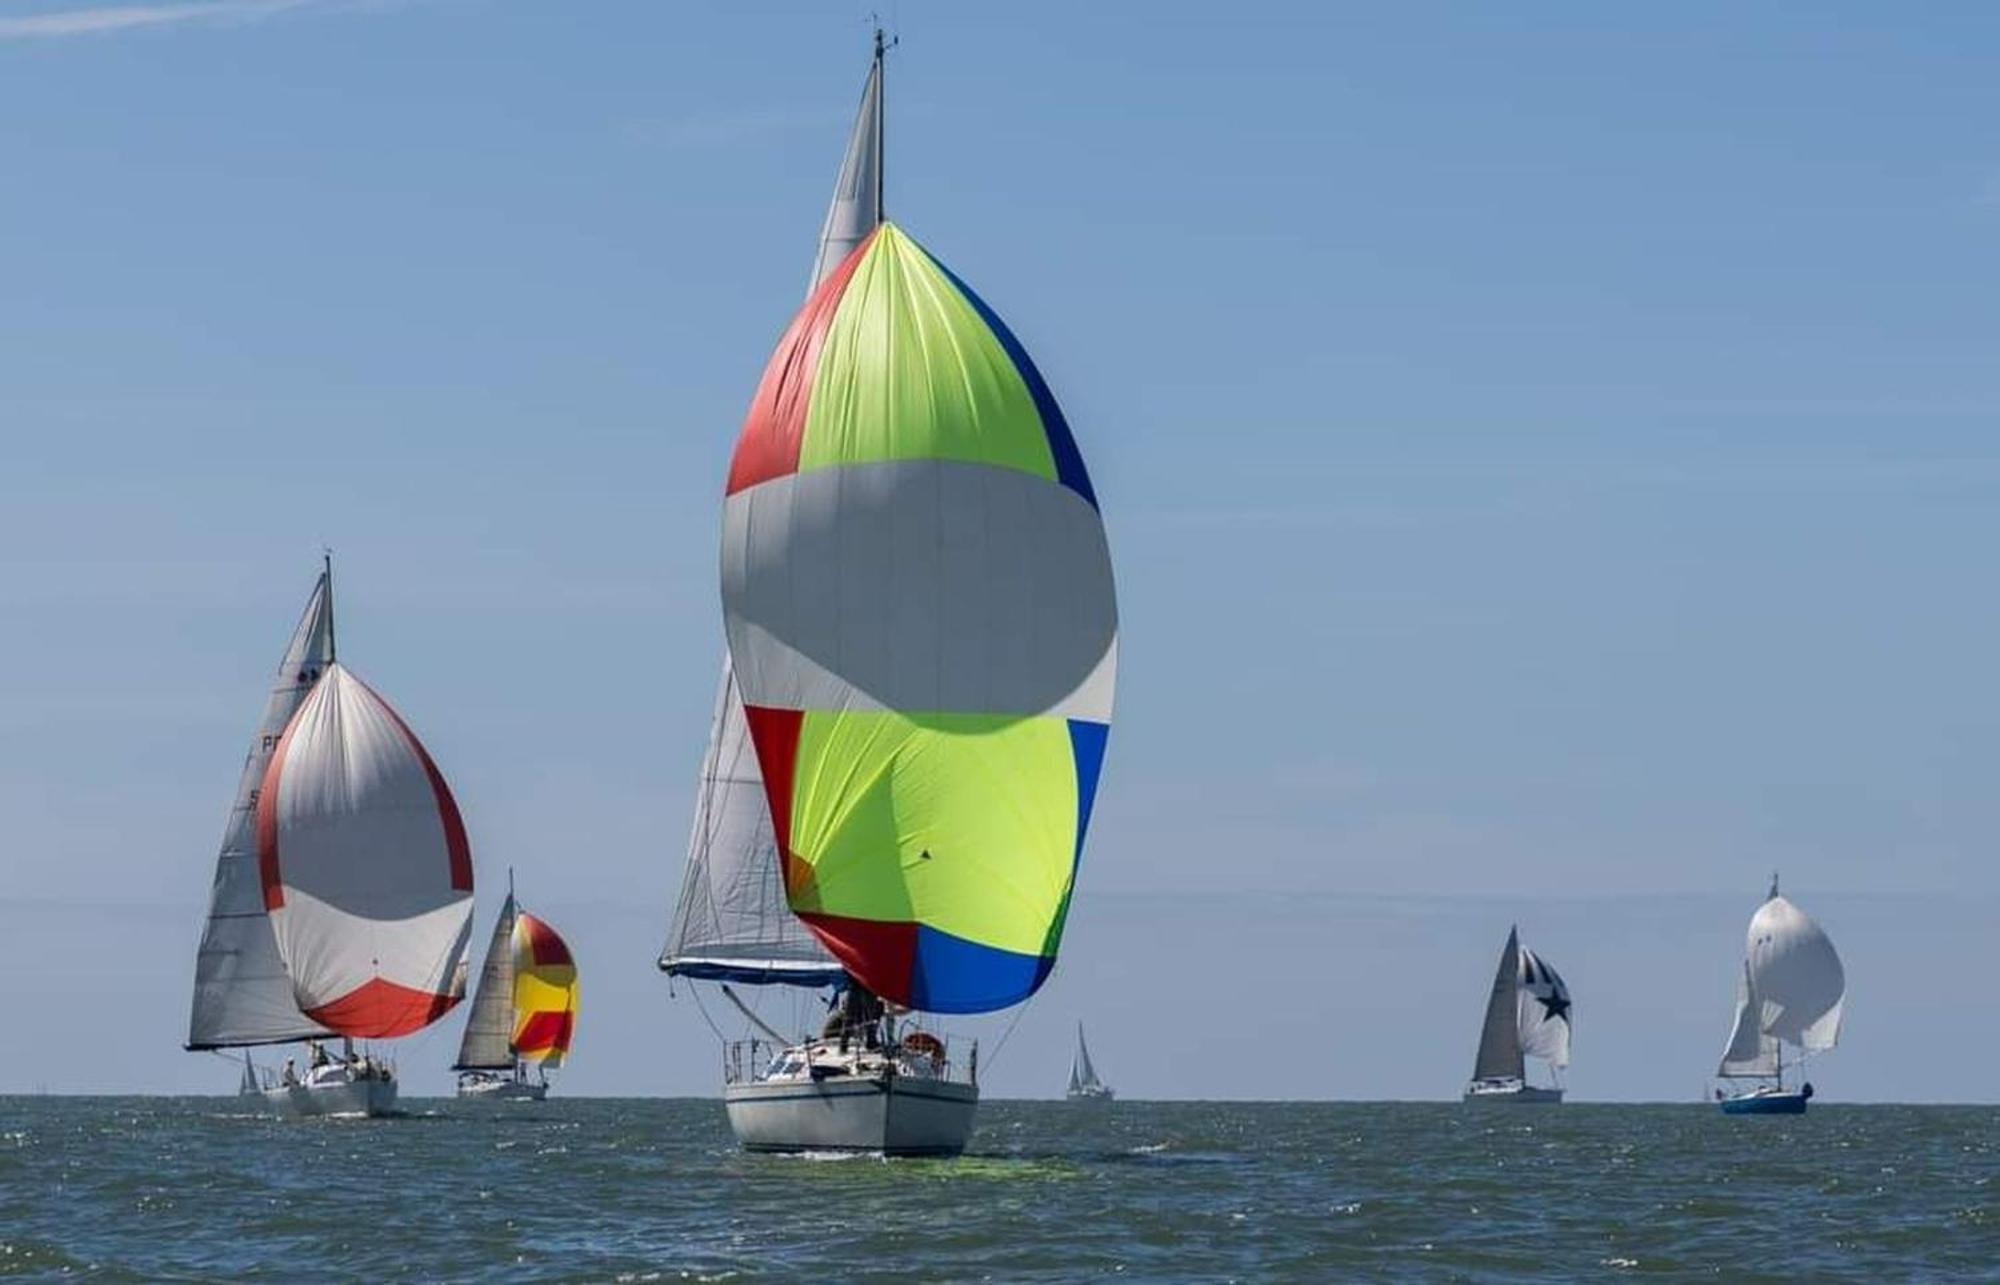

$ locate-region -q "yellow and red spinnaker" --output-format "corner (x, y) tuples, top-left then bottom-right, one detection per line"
(510, 912), (577, 1067)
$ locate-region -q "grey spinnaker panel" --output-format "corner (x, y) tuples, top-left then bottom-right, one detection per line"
(1471, 926), (1524, 1081)
(186, 573), (337, 1049)
(660, 661), (841, 986)
(455, 893), (518, 1070)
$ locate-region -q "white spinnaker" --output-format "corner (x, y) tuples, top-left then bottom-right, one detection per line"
(1516, 946), (1572, 1070)
(664, 42), (885, 988)
(186, 572), (337, 1049)
(1746, 893), (1845, 1054)
(454, 893), (518, 1070)
(1718, 960), (1779, 1077)
(261, 664), (473, 1037)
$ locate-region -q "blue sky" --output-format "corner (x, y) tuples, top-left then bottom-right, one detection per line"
(3, 1), (1997, 1098)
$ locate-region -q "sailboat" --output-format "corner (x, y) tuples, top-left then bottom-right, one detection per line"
(184, 558), (475, 1117)
(670, 31), (1119, 1157)
(1714, 875), (1845, 1115)
(453, 874), (579, 1100)
(1067, 1023), (1114, 1103)
(1463, 926), (1571, 1104)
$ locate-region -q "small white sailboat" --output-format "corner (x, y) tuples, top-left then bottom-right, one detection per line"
(1715, 875), (1845, 1115)
(184, 558), (475, 1117)
(454, 875), (580, 1100)
(1066, 1023), (1114, 1103)
(1463, 926), (1570, 1104)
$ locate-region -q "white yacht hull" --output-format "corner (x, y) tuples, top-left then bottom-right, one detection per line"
(257, 1077), (397, 1118)
(456, 1076), (548, 1101)
(725, 1075), (978, 1156)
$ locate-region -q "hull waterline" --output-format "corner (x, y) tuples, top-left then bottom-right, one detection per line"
(257, 1077), (397, 1118)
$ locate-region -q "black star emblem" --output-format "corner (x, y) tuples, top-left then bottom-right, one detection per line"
(1537, 991), (1571, 1023)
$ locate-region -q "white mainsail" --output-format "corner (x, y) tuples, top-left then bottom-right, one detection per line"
(1718, 877), (1845, 1076)
(186, 570), (337, 1050)
(1072, 1022), (1102, 1092)
(661, 34), (887, 990)
(455, 891), (519, 1071)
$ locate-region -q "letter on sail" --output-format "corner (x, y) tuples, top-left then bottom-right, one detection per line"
(257, 663), (475, 1037)
(511, 912), (578, 1066)
(721, 223), (1117, 1014)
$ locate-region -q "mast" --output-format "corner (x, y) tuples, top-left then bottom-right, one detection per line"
(872, 24), (890, 219)
(322, 549), (336, 664)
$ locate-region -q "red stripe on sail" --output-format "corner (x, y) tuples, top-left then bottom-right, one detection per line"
(725, 230), (876, 495)
(353, 674), (474, 893)
(255, 702), (307, 911)
(518, 913), (572, 968)
(514, 1009), (574, 1055)
(305, 976), (461, 1038)
(797, 912), (917, 1003)
(740, 704), (805, 895)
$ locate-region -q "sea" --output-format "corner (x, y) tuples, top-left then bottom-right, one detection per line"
(1, 1098), (1993, 1281)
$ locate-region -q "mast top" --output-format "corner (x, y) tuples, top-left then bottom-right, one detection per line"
(1768, 871), (1780, 900)
(321, 547), (337, 664)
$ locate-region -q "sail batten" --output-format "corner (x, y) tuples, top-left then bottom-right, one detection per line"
(186, 572), (339, 1050)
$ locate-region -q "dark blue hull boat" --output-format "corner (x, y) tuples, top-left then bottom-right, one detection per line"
(1719, 1084), (1812, 1115)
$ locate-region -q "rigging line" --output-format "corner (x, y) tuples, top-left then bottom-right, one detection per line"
(687, 983), (729, 1044)
(978, 1002), (1031, 1075)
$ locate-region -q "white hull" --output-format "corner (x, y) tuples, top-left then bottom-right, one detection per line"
(257, 1077), (397, 1118)
(725, 1074), (978, 1156)
(456, 1076), (548, 1101)
(1463, 1081), (1563, 1104)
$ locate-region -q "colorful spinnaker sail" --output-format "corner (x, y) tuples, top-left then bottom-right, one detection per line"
(722, 222), (1117, 1014)
(511, 912), (577, 1067)
(258, 663), (474, 1038)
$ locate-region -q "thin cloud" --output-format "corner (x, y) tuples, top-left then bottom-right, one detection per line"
(0, 0), (329, 39)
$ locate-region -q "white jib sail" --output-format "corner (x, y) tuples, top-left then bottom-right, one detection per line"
(186, 571), (338, 1049)
(1718, 959), (1779, 1077)
(664, 38), (886, 988)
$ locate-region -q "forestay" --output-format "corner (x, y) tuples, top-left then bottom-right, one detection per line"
(722, 222), (1117, 1014)
(186, 572), (338, 1050)
(258, 663), (474, 1038)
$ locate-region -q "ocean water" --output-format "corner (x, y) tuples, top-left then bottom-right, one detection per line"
(0, 1098), (1993, 1281)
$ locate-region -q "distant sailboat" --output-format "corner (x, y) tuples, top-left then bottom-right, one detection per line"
(1464, 926), (1570, 1104)
(454, 874), (579, 1100)
(683, 29), (1117, 1157)
(185, 558), (475, 1117)
(1067, 1023), (1114, 1102)
(1715, 875), (1844, 1115)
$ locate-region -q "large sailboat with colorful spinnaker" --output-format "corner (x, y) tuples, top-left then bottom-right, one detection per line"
(185, 558), (475, 1117)
(668, 32), (1118, 1156)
